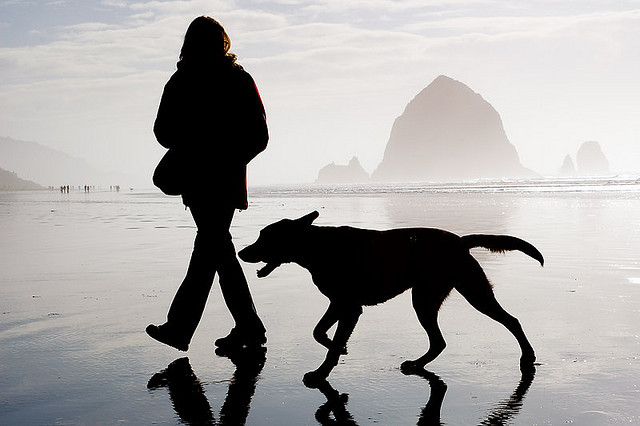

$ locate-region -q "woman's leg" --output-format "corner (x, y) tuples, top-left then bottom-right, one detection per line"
(216, 235), (266, 339)
(211, 208), (266, 347)
(146, 203), (218, 350)
(148, 203), (265, 350)
(163, 203), (226, 341)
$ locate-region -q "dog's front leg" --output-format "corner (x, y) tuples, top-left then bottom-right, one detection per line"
(313, 303), (345, 353)
(304, 307), (362, 387)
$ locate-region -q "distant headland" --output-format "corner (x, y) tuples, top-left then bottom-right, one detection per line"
(0, 166), (43, 190)
(0, 136), (130, 190)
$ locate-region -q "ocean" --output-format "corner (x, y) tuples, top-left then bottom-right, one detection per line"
(1, 178), (639, 424)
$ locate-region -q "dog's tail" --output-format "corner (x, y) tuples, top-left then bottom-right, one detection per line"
(462, 234), (544, 266)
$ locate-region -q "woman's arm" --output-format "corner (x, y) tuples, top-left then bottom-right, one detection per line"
(234, 72), (269, 164)
(153, 74), (187, 149)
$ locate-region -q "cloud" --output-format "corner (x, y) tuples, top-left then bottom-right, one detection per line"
(126, 0), (234, 16)
(402, 8), (640, 36)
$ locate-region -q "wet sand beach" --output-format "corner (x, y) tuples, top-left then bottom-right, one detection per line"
(1, 181), (639, 424)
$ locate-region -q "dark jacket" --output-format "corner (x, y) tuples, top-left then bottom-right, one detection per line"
(154, 59), (268, 209)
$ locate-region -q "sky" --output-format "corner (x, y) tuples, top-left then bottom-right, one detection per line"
(1, 0), (639, 185)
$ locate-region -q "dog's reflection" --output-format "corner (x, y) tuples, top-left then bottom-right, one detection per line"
(312, 378), (358, 425)
(148, 348), (266, 425)
(307, 367), (535, 425)
(478, 368), (535, 426)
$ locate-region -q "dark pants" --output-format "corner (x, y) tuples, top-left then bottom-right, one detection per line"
(166, 203), (264, 342)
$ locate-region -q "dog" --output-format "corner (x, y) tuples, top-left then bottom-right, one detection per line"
(238, 211), (543, 385)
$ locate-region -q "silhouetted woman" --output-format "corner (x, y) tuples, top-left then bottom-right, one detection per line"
(146, 16), (268, 352)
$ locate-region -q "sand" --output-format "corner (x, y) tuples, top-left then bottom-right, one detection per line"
(1, 181), (639, 424)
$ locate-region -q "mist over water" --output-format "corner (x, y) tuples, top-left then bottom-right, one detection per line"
(1, 179), (639, 424)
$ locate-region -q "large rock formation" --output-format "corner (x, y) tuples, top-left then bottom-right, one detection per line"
(576, 141), (610, 176)
(372, 75), (531, 182)
(316, 156), (369, 184)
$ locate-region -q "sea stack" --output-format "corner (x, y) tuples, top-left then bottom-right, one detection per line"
(576, 141), (610, 176)
(316, 156), (369, 184)
(558, 155), (577, 176)
(372, 75), (530, 182)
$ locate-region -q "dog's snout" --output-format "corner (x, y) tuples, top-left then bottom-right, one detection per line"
(238, 244), (259, 263)
(238, 246), (250, 261)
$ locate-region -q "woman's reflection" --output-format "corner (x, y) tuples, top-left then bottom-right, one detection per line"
(148, 348), (266, 425)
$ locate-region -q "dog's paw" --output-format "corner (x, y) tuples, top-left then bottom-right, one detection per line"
(257, 262), (281, 278)
(303, 370), (327, 388)
(400, 360), (421, 375)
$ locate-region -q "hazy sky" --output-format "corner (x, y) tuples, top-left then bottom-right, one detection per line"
(1, 0), (639, 185)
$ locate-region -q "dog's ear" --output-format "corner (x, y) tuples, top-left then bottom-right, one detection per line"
(297, 210), (319, 227)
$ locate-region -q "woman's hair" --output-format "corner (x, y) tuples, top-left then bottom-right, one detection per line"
(179, 16), (237, 65)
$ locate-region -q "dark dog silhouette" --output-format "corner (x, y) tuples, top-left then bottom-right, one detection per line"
(239, 211), (543, 385)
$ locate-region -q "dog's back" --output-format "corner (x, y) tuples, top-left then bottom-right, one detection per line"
(299, 225), (467, 306)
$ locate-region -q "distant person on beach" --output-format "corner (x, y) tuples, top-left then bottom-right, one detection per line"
(146, 16), (269, 352)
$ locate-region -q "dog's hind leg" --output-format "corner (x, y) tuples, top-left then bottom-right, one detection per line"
(456, 256), (536, 373)
(401, 284), (452, 373)
(313, 303), (343, 353)
(304, 306), (362, 386)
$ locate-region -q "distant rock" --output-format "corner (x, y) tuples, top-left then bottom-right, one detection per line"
(316, 156), (369, 184)
(372, 75), (532, 182)
(576, 141), (610, 176)
(0, 166), (43, 190)
(558, 155), (576, 176)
